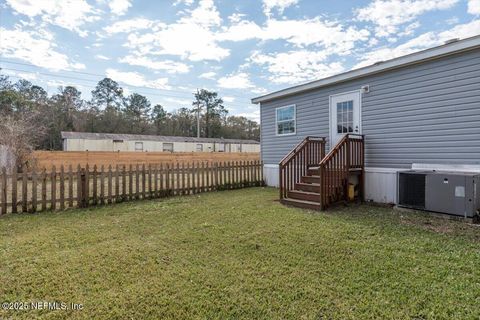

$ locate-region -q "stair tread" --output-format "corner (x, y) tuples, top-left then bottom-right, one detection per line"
(289, 190), (320, 195)
(297, 182), (320, 186)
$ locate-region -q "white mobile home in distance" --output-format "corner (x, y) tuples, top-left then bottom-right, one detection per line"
(61, 132), (260, 153)
(252, 35), (480, 214)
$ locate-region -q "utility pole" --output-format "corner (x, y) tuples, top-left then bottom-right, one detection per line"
(195, 89), (201, 138)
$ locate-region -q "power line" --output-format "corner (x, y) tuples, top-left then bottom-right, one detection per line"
(1, 68), (255, 109)
(0, 59), (254, 101)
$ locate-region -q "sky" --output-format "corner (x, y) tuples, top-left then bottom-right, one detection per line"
(0, 0), (479, 122)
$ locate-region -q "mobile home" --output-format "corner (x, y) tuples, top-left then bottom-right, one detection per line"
(61, 132), (260, 153)
(252, 35), (480, 211)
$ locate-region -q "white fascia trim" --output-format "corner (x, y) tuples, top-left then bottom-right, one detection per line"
(251, 35), (480, 104)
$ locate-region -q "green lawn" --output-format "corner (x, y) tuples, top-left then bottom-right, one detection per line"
(1, 188), (480, 319)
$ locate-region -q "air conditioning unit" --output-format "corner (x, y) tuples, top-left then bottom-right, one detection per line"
(398, 170), (480, 218)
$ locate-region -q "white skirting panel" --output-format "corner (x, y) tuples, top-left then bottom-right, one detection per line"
(364, 168), (399, 204)
(263, 164), (280, 187)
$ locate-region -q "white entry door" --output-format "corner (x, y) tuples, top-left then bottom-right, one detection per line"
(329, 91), (361, 146)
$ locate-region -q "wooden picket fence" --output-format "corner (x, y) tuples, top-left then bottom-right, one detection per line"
(0, 160), (264, 215)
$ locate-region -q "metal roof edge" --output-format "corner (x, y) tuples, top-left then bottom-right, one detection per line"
(251, 35), (480, 104)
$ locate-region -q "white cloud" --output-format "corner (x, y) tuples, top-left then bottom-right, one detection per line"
(217, 17), (370, 55)
(5, 0), (99, 36)
(223, 96), (235, 103)
(164, 97), (192, 105)
(106, 68), (171, 90)
(263, 0), (299, 17)
(235, 110), (260, 122)
(216, 20), (263, 41)
(468, 0), (480, 14)
(95, 54), (110, 60)
(119, 55), (191, 73)
(103, 18), (159, 35)
(0, 27), (85, 71)
(180, 0), (221, 27)
(217, 72), (255, 89)
(354, 20), (480, 69)
(199, 72), (217, 79)
(250, 50), (345, 84)
(356, 0), (459, 37)
(398, 21), (421, 36)
(173, 0), (195, 6)
(122, 0), (229, 61)
(109, 0), (132, 16)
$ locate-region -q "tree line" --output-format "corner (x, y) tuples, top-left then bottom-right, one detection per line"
(0, 74), (260, 151)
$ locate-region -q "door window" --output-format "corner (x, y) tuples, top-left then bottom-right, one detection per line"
(330, 91), (361, 146)
(336, 100), (354, 134)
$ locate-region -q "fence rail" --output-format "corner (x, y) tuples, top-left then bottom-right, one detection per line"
(0, 160), (264, 215)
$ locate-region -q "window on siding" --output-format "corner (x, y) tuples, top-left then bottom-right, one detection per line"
(336, 100), (354, 134)
(276, 105), (296, 135)
(135, 142), (143, 151)
(196, 144), (203, 152)
(163, 143), (174, 152)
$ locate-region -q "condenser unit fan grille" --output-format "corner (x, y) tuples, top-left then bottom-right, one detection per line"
(399, 173), (426, 209)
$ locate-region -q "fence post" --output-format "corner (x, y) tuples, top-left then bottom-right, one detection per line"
(60, 165), (65, 210)
(11, 168), (17, 213)
(1, 167), (7, 215)
(214, 162), (218, 191)
(32, 168), (37, 213)
(50, 166), (56, 211)
(80, 168), (87, 208)
(22, 167), (27, 213)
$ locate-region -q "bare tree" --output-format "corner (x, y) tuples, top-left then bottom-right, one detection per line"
(0, 115), (45, 171)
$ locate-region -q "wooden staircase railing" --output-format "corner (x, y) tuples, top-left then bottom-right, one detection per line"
(319, 134), (364, 210)
(279, 136), (326, 200)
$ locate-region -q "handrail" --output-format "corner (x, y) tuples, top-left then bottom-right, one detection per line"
(319, 134), (364, 209)
(279, 136), (325, 166)
(279, 136), (326, 200)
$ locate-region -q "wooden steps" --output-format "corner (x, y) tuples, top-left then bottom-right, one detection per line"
(288, 190), (320, 202)
(295, 182), (320, 192)
(279, 134), (364, 211)
(301, 175), (321, 183)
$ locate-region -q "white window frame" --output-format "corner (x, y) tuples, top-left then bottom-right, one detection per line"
(275, 104), (296, 136)
(196, 144), (203, 152)
(162, 142), (174, 152)
(218, 143), (225, 152)
(134, 142), (143, 151)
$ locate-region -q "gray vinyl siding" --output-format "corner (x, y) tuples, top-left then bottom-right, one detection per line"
(260, 48), (480, 168)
